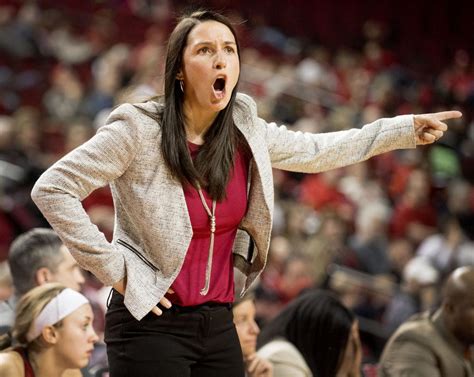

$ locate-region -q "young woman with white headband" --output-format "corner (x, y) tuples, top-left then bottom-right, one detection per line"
(0, 283), (99, 377)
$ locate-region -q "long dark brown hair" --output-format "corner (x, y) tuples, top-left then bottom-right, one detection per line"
(257, 290), (355, 377)
(141, 10), (246, 201)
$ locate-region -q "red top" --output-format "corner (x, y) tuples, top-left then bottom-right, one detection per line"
(13, 347), (35, 377)
(390, 201), (437, 239)
(168, 142), (249, 306)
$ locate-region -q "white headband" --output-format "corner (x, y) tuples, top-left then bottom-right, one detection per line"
(26, 288), (89, 342)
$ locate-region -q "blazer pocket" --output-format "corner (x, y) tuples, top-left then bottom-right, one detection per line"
(117, 239), (160, 272)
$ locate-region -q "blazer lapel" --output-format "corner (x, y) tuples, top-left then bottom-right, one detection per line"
(233, 98), (273, 281)
(233, 98), (274, 216)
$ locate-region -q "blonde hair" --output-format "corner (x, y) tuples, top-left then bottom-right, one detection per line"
(0, 283), (66, 351)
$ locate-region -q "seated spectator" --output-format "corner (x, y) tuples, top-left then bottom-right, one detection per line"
(348, 200), (392, 275)
(0, 283), (98, 377)
(387, 238), (414, 283)
(379, 266), (474, 376)
(416, 214), (474, 277)
(259, 236), (291, 296)
(257, 290), (362, 377)
(390, 169), (437, 245)
(233, 292), (273, 377)
(299, 170), (355, 222)
(277, 254), (316, 305)
(382, 257), (440, 336)
(0, 228), (85, 334)
(304, 211), (356, 283)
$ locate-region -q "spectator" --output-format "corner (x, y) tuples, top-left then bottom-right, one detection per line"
(387, 238), (415, 283)
(416, 213), (474, 277)
(299, 170), (354, 222)
(390, 169), (437, 244)
(379, 266), (474, 376)
(43, 65), (85, 122)
(277, 254), (316, 304)
(233, 292), (273, 377)
(0, 228), (85, 334)
(304, 211), (356, 281)
(348, 200), (392, 275)
(382, 256), (440, 336)
(257, 290), (362, 377)
(0, 283), (98, 377)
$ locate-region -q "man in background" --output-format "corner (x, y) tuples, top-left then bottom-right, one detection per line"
(0, 227), (85, 334)
(379, 266), (474, 376)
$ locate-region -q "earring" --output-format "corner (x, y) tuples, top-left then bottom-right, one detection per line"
(179, 80), (184, 93)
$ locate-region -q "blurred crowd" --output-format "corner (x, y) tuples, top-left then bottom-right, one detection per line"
(0, 0), (473, 373)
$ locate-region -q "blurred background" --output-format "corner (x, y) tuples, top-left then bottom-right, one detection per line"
(0, 0), (473, 366)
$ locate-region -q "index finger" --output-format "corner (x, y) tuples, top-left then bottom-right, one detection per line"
(431, 110), (462, 121)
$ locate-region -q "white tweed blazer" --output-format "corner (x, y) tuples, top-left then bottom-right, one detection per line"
(31, 93), (416, 320)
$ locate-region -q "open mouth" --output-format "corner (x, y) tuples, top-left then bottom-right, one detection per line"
(213, 77), (226, 92)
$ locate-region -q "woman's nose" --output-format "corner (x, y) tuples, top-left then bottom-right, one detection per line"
(213, 52), (227, 69)
(250, 320), (260, 334)
(90, 328), (99, 343)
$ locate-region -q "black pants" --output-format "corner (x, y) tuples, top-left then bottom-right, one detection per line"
(104, 290), (245, 377)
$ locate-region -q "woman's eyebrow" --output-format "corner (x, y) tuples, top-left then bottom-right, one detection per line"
(194, 41), (236, 47)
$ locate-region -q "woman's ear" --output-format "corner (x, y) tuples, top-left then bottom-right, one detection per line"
(176, 70), (184, 80)
(41, 326), (59, 345)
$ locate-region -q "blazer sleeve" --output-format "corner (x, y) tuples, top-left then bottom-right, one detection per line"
(261, 115), (417, 173)
(31, 103), (141, 286)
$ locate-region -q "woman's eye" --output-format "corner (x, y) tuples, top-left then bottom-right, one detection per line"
(225, 46), (235, 53)
(235, 316), (247, 325)
(199, 47), (211, 54)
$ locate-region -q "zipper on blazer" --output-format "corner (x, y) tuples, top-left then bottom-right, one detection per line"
(237, 226), (256, 265)
(247, 237), (255, 263)
(117, 239), (159, 272)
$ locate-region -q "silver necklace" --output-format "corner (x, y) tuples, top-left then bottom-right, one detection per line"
(196, 185), (216, 296)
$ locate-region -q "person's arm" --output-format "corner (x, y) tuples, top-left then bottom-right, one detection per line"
(31, 103), (141, 287)
(379, 338), (442, 377)
(261, 111), (460, 174)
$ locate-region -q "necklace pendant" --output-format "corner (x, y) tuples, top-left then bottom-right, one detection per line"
(210, 216), (216, 233)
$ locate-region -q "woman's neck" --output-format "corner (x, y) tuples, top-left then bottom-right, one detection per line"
(29, 349), (66, 377)
(183, 102), (218, 145)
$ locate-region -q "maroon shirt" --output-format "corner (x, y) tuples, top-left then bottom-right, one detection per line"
(168, 142), (249, 306)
